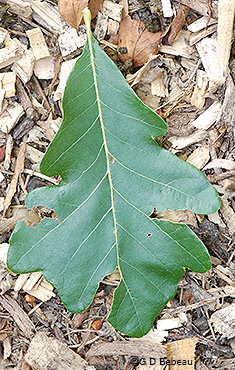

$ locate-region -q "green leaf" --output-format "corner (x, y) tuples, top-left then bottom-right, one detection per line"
(7, 8), (220, 337)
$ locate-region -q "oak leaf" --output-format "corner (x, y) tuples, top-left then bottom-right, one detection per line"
(118, 16), (164, 67)
(58, 0), (103, 29)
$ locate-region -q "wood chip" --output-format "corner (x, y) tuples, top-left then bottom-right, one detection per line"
(214, 265), (235, 286)
(102, 0), (123, 21)
(220, 196), (235, 235)
(166, 337), (198, 369)
(151, 69), (168, 97)
(37, 116), (61, 141)
(14, 272), (55, 301)
(0, 171), (4, 183)
(0, 72), (16, 98)
(187, 16), (217, 33)
(126, 55), (159, 87)
(0, 294), (35, 338)
(3, 336), (11, 360)
(191, 70), (208, 108)
(0, 102), (24, 134)
(54, 58), (78, 101)
(129, 327), (168, 344)
(12, 49), (35, 84)
(0, 37), (25, 69)
(26, 28), (50, 60)
(0, 87), (5, 113)
(86, 341), (166, 358)
(14, 274), (31, 292)
(25, 332), (95, 370)
(174, 0), (218, 19)
(28, 0), (62, 33)
(159, 30), (196, 59)
(0, 243), (9, 264)
(207, 212), (226, 228)
(107, 19), (119, 35)
(189, 24), (217, 46)
(195, 37), (217, 81)
(168, 130), (207, 151)
(191, 101), (222, 130)
(216, 75), (235, 145)
(3, 135), (14, 170)
(8, 0), (33, 18)
(58, 23), (86, 58)
(161, 0), (173, 17)
(0, 27), (8, 44)
(26, 278), (55, 301)
(3, 141), (26, 217)
(94, 12), (108, 41)
(203, 158), (235, 171)
(157, 317), (184, 331)
(26, 28), (54, 79)
(213, 0), (235, 85)
(210, 302), (235, 338)
(25, 144), (44, 163)
(186, 146), (210, 169)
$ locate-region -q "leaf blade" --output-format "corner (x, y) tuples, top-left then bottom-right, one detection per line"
(7, 10), (220, 337)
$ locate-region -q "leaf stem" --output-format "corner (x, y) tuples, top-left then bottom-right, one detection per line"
(82, 7), (91, 29)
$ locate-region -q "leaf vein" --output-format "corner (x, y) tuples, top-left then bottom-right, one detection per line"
(119, 257), (169, 300)
(11, 173), (109, 269)
(58, 207), (113, 277)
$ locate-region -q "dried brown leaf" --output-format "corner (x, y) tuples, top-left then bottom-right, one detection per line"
(119, 0), (128, 19)
(58, 0), (88, 29)
(0, 207), (41, 234)
(163, 5), (189, 46)
(2, 142), (26, 218)
(89, 0), (104, 20)
(58, 0), (103, 30)
(118, 16), (164, 67)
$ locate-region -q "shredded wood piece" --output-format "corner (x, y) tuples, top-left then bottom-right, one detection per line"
(210, 302), (235, 338)
(0, 72), (16, 98)
(3, 141), (26, 217)
(14, 272), (55, 301)
(0, 102), (24, 133)
(214, 0), (235, 85)
(25, 332), (95, 370)
(167, 337), (198, 369)
(3, 135), (14, 170)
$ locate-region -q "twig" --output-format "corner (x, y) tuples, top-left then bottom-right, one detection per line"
(24, 168), (60, 185)
(31, 74), (52, 114)
(207, 170), (235, 183)
(3, 139), (26, 217)
(174, 0), (218, 19)
(0, 294), (35, 338)
(69, 336), (99, 349)
(162, 292), (233, 314)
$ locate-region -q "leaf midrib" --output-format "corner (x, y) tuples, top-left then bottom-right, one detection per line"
(86, 23), (119, 261)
